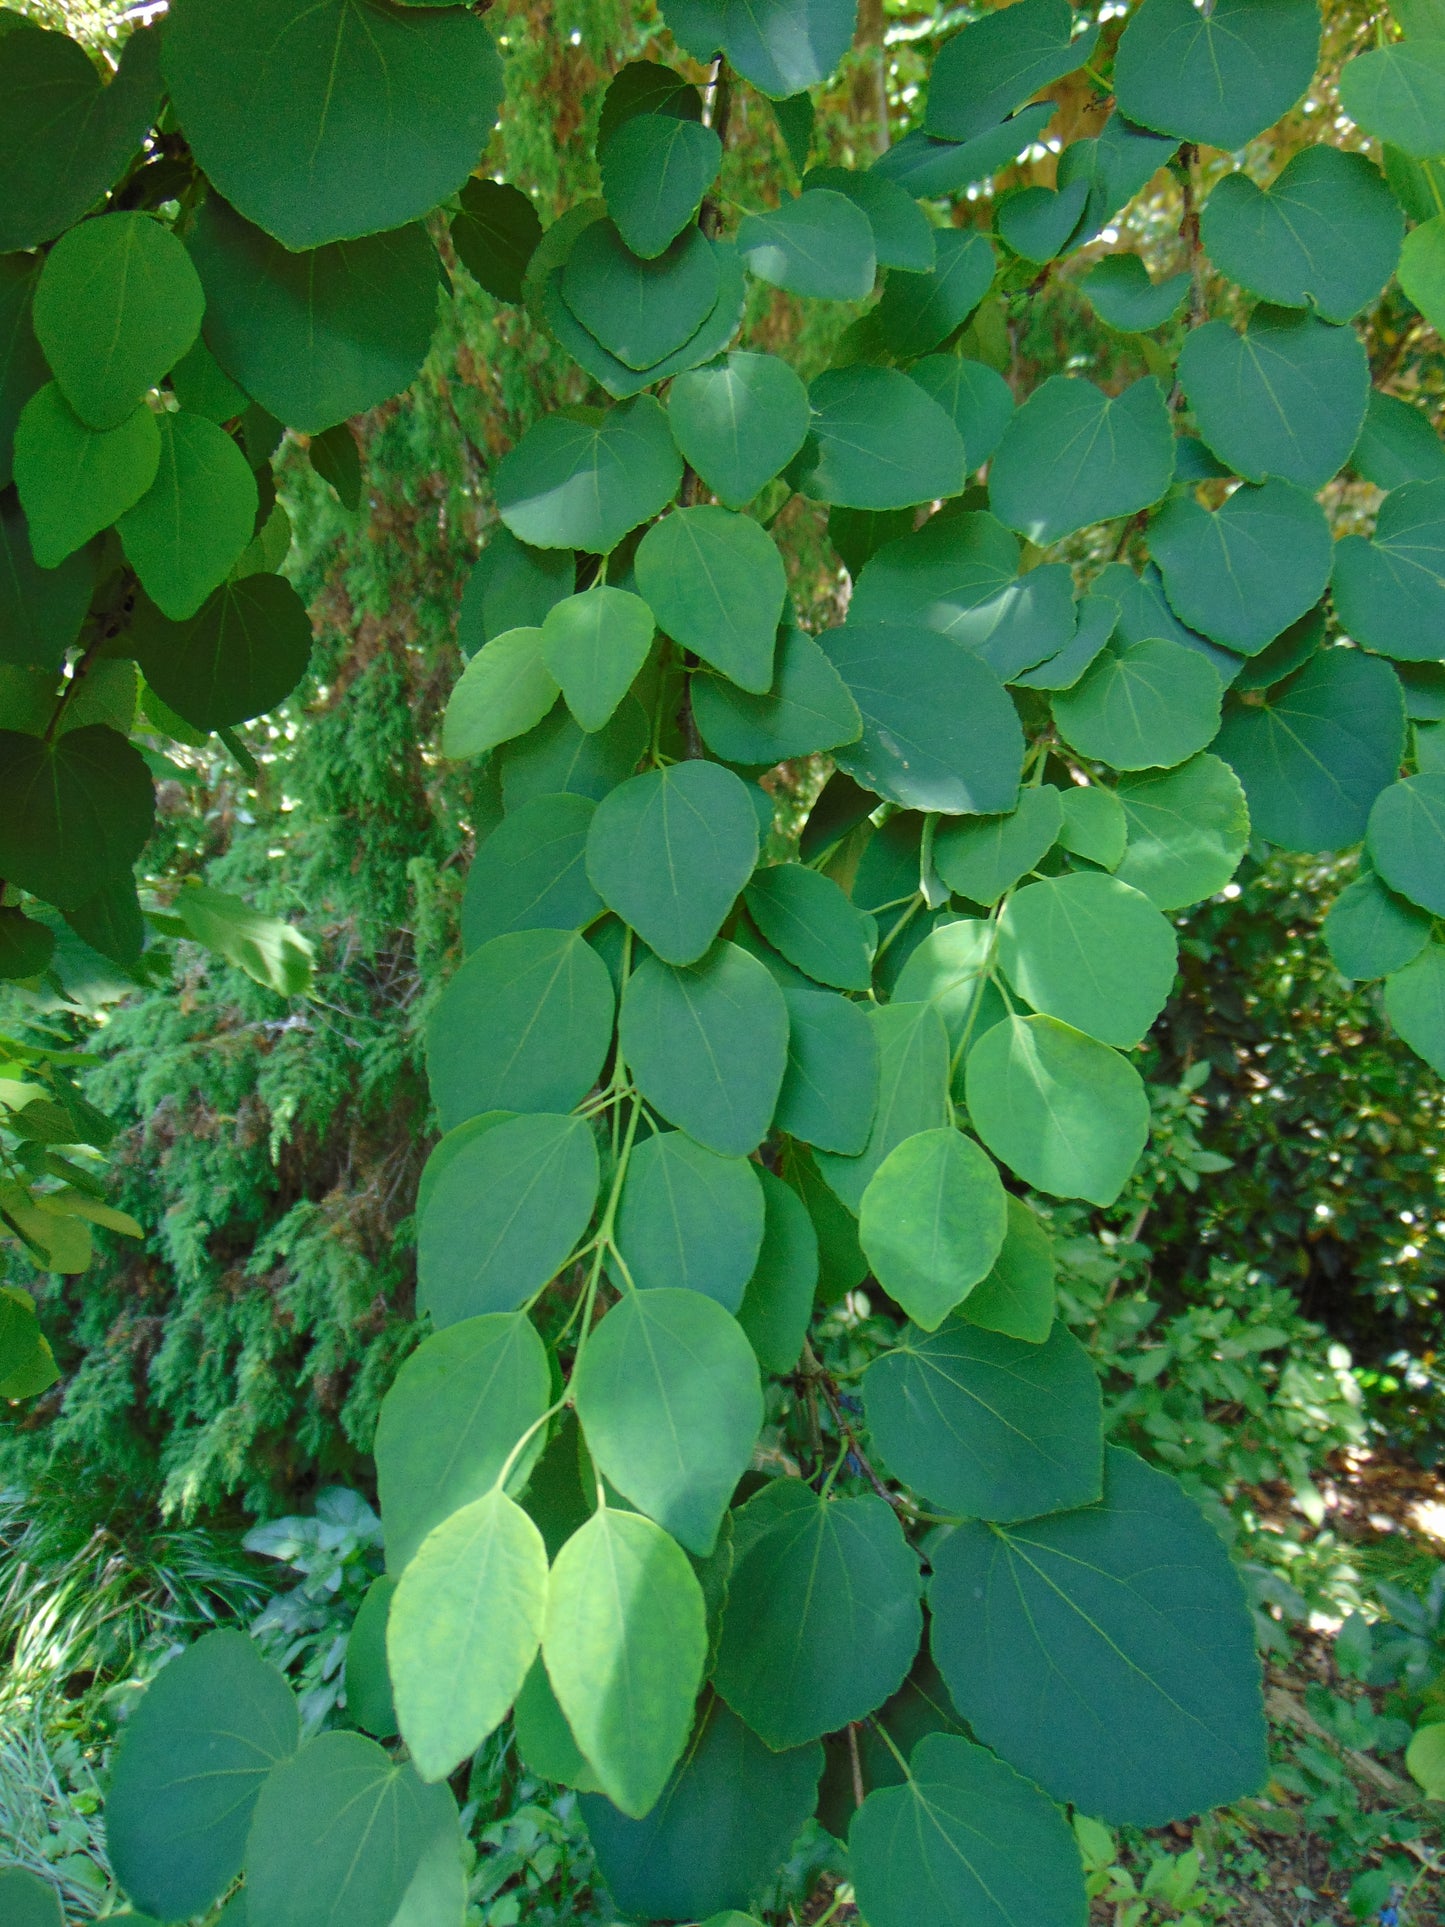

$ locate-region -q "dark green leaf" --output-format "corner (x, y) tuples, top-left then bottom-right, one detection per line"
(598, 60), (702, 146)
(775, 985), (881, 1156)
(801, 165), (936, 271)
(738, 189), (876, 301)
(495, 397), (683, 553)
(540, 587), (654, 731)
(692, 624), (862, 762)
(602, 116), (722, 261)
(129, 573), (312, 732)
(907, 354), (1014, 472)
(815, 1000), (950, 1210)
(926, 0), (1098, 144)
(1385, 940), (1445, 1075)
(1115, 0), (1321, 150)
(667, 351), (811, 510)
(344, 1577), (398, 1739)
(989, 375), (1175, 546)
(1351, 390), (1445, 491)
(462, 793), (601, 951)
(0, 254), (46, 491)
(996, 179), (1091, 264)
(0, 725), (153, 910)
(1150, 479), (1333, 656)
(737, 1167), (818, 1372)
(933, 787), (1062, 905)
(514, 1656), (602, 1791)
(875, 229), (996, 358)
(1324, 869), (1431, 979)
(661, 0), (857, 99)
(871, 104), (1057, 201)
(13, 382), (159, 568)
(459, 531), (573, 658)
(963, 1193), (1056, 1343)
(1367, 773), (1445, 916)
(0, 491), (92, 673)
(451, 179), (544, 303)
(795, 366), (967, 509)
(170, 336), (249, 424)
(0, 1872), (62, 1927)
(1333, 477), (1445, 662)
(0, 908), (55, 982)
(635, 507), (786, 692)
(307, 422), (361, 509)
(562, 220), (720, 369)
(615, 1129), (766, 1310)
(1081, 252), (1189, 331)
(1115, 753), (1251, 909)
(745, 863), (875, 991)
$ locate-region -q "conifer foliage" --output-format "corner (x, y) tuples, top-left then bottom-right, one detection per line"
(3, 0), (1444, 1920)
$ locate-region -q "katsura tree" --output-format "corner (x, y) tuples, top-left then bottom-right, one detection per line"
(2, 0), (1444, 1920)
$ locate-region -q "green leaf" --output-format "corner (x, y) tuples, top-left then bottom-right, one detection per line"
(998, 873), (1178, 1048)
(462, 794), (601, 951)
(866, 1318), (1102, 1519)
(377, 1311), (551, 1574)
(745, 864), (875, 991)
(116, 412), (257, 621)
(495, 397), (683, 553)
(926, 0), (1098, 143)
(573, 1287), (762, 1556)
(1150, 478), (1333, 656)
(586, 761), (759, 966)
(544, 1507), (707, 1817)
(515, 1657), (602, 1791)
(418, 1112), (599, 1326)
(815, 999), (950, 1210)
(930, 1446), (1268, 1824)
(540, 587), (654, 732)
(667, 351), (811, 510)
(13, 382), (159, 568)
(822, 622), (1023, 814)
(1114, 754), (1250, 910)
(1340, 40), (1445, 158)
(1056, 785), (1126, 870)
(934, 788), (1063, 905)
(1081, 252), (1189, 331)
(963, 1193), (1056, 1343)
(849, 511), (1074, 682)
(451, 179), (544, 303)
(129, 573), (313, 731)
(459, 531), (573, 658)
(1406, 1721), (1445, 1800)
(876, 229), (995, 358)
(891, 917), (1004, 1070)
(170, 335), (249, 425)
(1368, 773), (1445, 915)
(603, 115), (722, 260)
(0, 726), (153, 910)
(1385, 940), (1445, 1075)
(34, 212), (202, 432)
(561, 220), (720, 369)
(802, 165), (937, 271)
(0, 23), (162, 253)
(1332, 477), (1445, 662)
(964, 1013), (1150, 1206)
(1052, 640), (1222, 772)
(1115, 0), (1320, 150)
(0, 255), (45, 492)
(389, 1487), (547, 1781)
(738, 189), (876, 301)
(1352, 390), (1445, 491)
(775, 985), (881, 1156)
(1215, 648), (1406, 851)
(1199, 147), (1402, 324)
(0, 1283), (57, 1396)
(245, 1731), (458, 1927)
(859, 1128), (1008, 1330)
(635, 507), (786, 692)
(795, 366), (966, 510)
(997, 179), (1091, 265)
(425, 929), (615, 1132)
(872, 104), (1058, 200)
(615, 1129), (765, 1310)
(692, 624), (861, 762)
(1325, 869), (1431, 979)
(737, 1166), (818, 1372)
(0, 1871), (62, 1927)
(907, 354), (1015, 472)
(162, 0), (503, 251)
(661, 0), (857, 99)
(714, 1482), (922, 1747)
(344, 1576), (397, 1739)
(988, 375), (1175, 546)
(581, 1694), (824, 1921)
(852, 1732), (1086, 1927)
(0, 492), (92, 674)
(189, 197), (440, 435)
(441, 627), (558, 761)
(621, 943), (788, 1156)
(1178, 308), (1368, 491)
(173, 883), (314, 995)
(106, 1630), (298, 1921)
(1400, 214), (1445, 343)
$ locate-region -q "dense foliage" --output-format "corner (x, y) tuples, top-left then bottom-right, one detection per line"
(3, 0), (1445, 1923)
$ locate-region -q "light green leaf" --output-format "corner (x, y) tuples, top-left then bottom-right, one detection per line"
(461, 793), (601, 951)
(964, 1013), (1150, 1206)
(117, 412), (257, 620)
(930, 1446), (1268, 1824)
(988, 375), (1174, 547)
(963, 1193), (1056, 1343)
(376, 1312), (552, 1573)
(1332, 476), (1445, 662)
(495, 396), (683, 553)
(1324, 870), (1431, 979)
(737, 1166), (818, 1373)
(775, 985), (881, 1156)
(816, 999), (949, 1210)
(1115, 0), (1320, 150)
(107, 1630), (298, 1922)
(1385, 940), (1445, 1075)
(1340, 39), (1445, 158)
(1368, 773), (1445, 916)
(745, 863), (875, 991)
(1081, 252), (1189, 331)
(170, 335), (249, 424)
(189, 196), (440, 435)
(714, 1483), (922, 1748)
(667, 351), (811, 509)
(1056, 784), (1126, 869)
(425, 929), (615, 1132)
(0, 725), (153, 910)
(441, 626), (557, 761)
(1215, 648), (1406, 851)
(998, 873), (1178, 1048)
(13, 381), (159, 568)
(692, 625), (861, 762)
(859, 1127), (1008, 1329)
(1199, 146), (1402, 324)
(540, 587), (654, 732)
(621, 943), (788, 1156)
(635, 507), (786, 692)
(1052, 640), (1223, 772)
(866, 1317), (1102, 1519)
(561, 220), (720, 370)
(0, 1284), (57, 1398)
(390, 1488), (547, 1781)
(34, 212), (202, 431)
(926, 0), (1099, 143)
(933, 787), (1062, 905)
(892, 918), (1004, 1070)
(344, 1576), (397, 1739)
(614, 1130), (765, 1310)
(852, 1732), (1086, 1927)
(162, 0), (502, 250)
(573, 1287), (763, 1556)
(738, 189), (876, 301)
(1406, 1722), (1445, 1800)
(795, 366), (967, 509)
(544, 1507), (707, 1817)
(587, 761), (759, 966)
(1115, 754), (1251, 909)
(603, 114), (722, 260)
(876, 229), (995, 357)
(174, 883), (314, 996)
